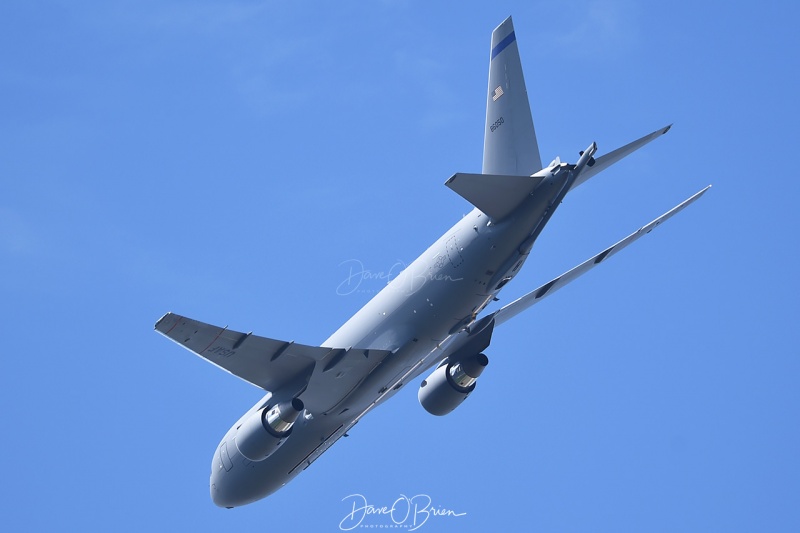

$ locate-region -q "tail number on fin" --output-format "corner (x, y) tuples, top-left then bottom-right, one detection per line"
(490, 117), (504, 132)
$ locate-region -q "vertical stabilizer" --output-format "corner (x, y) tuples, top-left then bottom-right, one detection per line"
(483, 17), (542, 176)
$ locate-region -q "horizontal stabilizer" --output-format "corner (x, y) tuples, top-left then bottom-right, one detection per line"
(445, 172), (543, 220)
(493, 185), (711, 325)
(570, 125), (672, 191)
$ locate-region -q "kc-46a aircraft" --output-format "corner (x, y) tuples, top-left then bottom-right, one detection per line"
(155, 17), (709, 508)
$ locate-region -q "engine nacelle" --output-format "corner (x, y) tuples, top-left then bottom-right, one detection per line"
(234, 398), (304, 462)
(418, 353), (488, 416)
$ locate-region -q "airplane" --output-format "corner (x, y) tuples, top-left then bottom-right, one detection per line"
(155, 16), (710, 508)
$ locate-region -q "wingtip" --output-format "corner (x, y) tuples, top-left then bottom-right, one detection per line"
(688, 185), (712, 203)
(155, 312), (174, 330)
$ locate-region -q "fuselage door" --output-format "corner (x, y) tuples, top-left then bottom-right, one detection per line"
(446, 235), (463, 268)
(219, 441), (233, 472)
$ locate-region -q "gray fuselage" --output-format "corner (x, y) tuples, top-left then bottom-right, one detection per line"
(208, 164), (571, 508)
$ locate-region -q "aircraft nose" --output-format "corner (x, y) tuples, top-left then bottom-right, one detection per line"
(211, 468), (269, 509)
(209, 444), (261, 509)
(210, 480), (234, 509)
(210, 464), (232, 508)
(210, 466), (248, 509)
(210, 443), (240, 509)
(209, 438), (291, 508)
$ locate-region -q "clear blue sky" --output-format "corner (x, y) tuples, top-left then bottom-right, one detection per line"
(2, 1), (798, 531)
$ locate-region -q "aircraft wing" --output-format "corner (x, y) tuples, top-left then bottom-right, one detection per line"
(155, 312), (392, 413)
(493, 186), (711, 326)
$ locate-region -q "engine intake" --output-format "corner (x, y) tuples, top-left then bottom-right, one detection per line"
(235, 398), (304, 462)
(418, 353), (488, 416)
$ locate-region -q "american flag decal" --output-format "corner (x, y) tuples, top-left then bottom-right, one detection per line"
(492, 85), (504, 101)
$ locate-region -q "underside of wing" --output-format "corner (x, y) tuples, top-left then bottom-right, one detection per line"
(154, 313), (392, 414)
(493, 186), (711, 326)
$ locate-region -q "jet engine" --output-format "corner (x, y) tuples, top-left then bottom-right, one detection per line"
(234, 398), (304, 461)
(418, 353), (488, 416)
